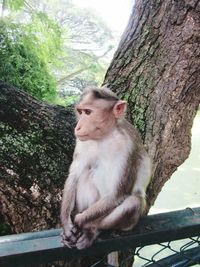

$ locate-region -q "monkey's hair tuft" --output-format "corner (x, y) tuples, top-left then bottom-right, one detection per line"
(83, 86), (119, 102)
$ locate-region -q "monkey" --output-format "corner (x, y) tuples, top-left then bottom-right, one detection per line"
(60, 86), (151, 253)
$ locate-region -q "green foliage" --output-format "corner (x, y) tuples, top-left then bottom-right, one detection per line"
(0, 0), (114, 103)
(53, 94), (80, 106)
(0, 17), (62, 100)
(2, 0), (25, 11)
(25, 12), (63, 67)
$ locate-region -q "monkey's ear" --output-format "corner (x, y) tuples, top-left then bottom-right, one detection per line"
(113, 100), (127, 118)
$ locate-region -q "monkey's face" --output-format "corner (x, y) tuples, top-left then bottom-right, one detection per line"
(74, 91), (127, 141)
(74, 99), (115, 141)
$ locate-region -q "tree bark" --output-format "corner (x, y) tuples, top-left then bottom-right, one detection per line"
(0, 82), (76, 232)
(104, 0), (200, 208)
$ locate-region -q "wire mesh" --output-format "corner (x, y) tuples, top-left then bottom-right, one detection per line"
(133, 236), (200, 267)
(97, 236), (200, 267)
(46, 236), (200, 267)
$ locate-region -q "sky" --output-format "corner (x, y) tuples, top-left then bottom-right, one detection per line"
(73, 0), (134, 36)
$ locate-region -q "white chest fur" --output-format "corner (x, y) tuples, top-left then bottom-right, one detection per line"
(71, 129), (133, 212)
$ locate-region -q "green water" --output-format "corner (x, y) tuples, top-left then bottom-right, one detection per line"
(151, 114), (200, 214)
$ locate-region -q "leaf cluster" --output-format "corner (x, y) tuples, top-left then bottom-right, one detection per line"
(0, 6), (63, 101)
(0, 0), (115, 104)
(2, 0), (24, 11)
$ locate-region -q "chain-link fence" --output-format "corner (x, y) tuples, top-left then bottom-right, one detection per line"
(68, 236), (200, 267)
(133, 236), (200, 267)
(39, 236), (200, 267)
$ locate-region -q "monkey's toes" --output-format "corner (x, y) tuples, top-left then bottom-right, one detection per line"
(71, 225), (81, 237)
(76, 233), (95, 250)
(60, 232), (77, 248)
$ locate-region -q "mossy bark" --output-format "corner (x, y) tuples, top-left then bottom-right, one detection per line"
(0, 82), (76, 232)
(104, 0), (200, 208)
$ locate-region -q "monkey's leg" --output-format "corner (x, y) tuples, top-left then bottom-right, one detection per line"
(98, 195), (142, 230)
(74, 195), (143, 250)
(74, 195), (120, 228)
(76, 195), (143, 231)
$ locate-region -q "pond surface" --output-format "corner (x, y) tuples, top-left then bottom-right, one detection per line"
(151, 113), (200, 214)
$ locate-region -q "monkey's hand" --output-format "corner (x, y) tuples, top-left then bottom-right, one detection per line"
(76, 229), (99, 250)
(61, 223), (82, 248)
(74, 213), (85, 228)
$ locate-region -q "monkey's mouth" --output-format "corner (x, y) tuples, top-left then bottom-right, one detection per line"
(77, 135), (89, 141)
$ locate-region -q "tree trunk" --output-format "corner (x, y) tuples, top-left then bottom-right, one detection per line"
(0, 82), (76, 232)
(1, 0), (6, 18)
(104, 0), (200, 208)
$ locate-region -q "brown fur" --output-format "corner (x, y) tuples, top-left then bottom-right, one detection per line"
(60, 87), (151, 254)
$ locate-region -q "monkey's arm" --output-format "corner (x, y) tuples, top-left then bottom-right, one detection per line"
(74, 162), (142, 229)
(60, 175), (77, 226)
(74, 194), (124, 228)
(60, 174), (81, 248)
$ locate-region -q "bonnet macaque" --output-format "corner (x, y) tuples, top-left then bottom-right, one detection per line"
(60, 87), (151, 251)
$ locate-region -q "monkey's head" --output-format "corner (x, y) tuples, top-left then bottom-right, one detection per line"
(74, 87), (127, 141)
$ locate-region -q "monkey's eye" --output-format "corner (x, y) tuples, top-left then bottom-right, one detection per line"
(77, 109), (82, 115)
(85, 109), (92, 115)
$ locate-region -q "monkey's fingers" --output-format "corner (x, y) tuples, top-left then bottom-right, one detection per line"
(71, 225), (82, 237)
(60, 232), (77, 248)
(61, 239), (76, 248)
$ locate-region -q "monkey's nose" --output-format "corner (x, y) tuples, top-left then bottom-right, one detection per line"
(75, 121), (82, 131)
(74, 125), (83, 137)
(75, 125), (81, 132)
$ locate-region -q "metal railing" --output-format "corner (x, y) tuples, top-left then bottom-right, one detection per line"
(0, 207), (199, 267)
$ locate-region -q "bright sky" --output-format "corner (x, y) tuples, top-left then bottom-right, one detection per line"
(73, 0), (134, 36)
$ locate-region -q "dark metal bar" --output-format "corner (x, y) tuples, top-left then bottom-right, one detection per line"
(0, 207), (199, 267)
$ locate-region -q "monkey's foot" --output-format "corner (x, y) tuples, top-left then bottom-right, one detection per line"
(76, 230), (98, 250)
(61, 225), (82, 248)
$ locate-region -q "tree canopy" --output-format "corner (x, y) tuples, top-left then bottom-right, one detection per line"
(0, 19), (60, 101)
(0, 0), (115, 104)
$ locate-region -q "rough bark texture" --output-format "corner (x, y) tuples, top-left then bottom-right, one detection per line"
(104, 0), (200, 207)
(0, 82), (76, 232)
